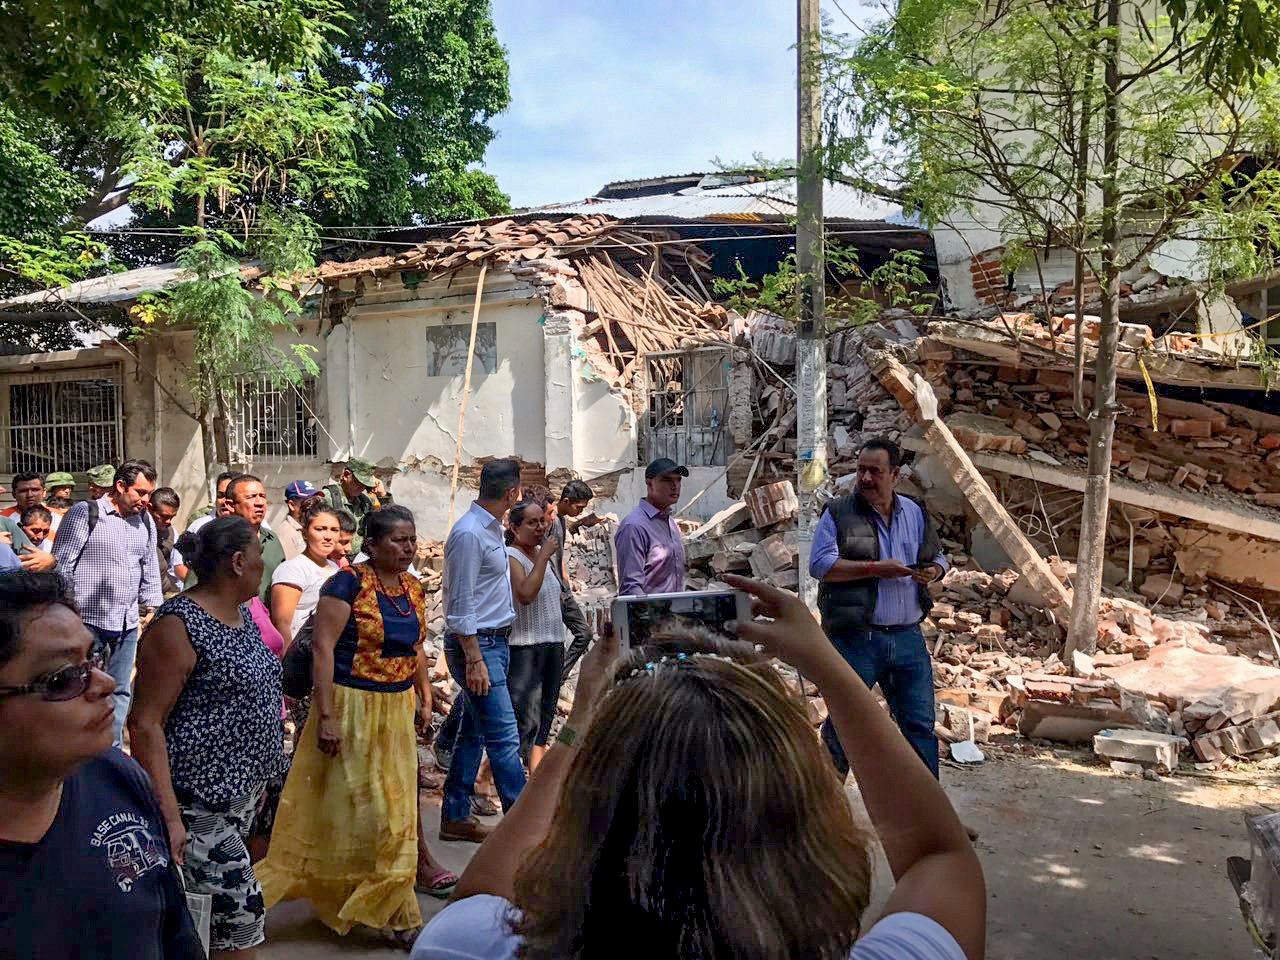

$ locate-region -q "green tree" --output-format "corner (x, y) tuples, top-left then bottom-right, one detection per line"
(319, 0), (512, 225)
(824, 0), (1280, 656)
(137, 217), (320, 481)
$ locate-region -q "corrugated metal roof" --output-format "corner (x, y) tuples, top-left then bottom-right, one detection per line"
(525, 176), (911, 224)
(0, 263), (193, 309)
(0, 260), (316, 312)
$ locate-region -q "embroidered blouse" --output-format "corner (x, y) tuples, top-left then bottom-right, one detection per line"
(320, 563), (426, 693)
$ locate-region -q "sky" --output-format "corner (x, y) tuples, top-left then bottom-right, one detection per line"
(484, 1), (867, 209)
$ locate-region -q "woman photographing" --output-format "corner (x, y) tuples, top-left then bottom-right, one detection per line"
(412, 574), (985, 960)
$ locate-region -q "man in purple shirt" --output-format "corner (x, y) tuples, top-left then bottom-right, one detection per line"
(615, 459), (688, 596)
(809, 438), (947, 779)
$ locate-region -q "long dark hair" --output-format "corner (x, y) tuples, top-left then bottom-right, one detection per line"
(509, 628), (872, 959)
(174, 516), (256, 584)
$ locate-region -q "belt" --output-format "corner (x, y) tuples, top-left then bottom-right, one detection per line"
(869, 622), (921, 632)
(446, 625), (512, 639)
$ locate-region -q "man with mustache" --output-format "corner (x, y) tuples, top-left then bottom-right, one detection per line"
(809, 437), (947, 781)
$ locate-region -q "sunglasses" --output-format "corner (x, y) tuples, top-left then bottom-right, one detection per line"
(0, 648), (108, 702)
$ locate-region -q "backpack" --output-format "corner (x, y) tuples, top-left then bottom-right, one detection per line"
(280, 613), (316, 700)
(72, 499), (154, 574)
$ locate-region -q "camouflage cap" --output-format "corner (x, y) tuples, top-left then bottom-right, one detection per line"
(345, 456), (377, 489)
(86, 464), (116, 487)
(45, 471), (75, 489)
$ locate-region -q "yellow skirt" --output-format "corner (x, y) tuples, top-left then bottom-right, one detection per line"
(256, 684), (422, 934)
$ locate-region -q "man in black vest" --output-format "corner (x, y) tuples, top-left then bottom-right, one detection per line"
(810, 437), (947, 779)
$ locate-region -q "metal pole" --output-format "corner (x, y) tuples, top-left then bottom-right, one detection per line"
(796, 0), (827, 611)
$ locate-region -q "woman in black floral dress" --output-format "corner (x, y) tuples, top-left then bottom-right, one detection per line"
(129, 517), (285, 957)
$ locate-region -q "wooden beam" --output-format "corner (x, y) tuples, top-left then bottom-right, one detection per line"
(868, 351), (1074, 610)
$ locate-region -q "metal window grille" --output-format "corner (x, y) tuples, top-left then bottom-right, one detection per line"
(230, 374), (319, 462)
(4, 366), (123, 473)
(642, 347), (731, 467)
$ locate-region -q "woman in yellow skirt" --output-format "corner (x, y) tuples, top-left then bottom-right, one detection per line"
(257, 505), (456, 948)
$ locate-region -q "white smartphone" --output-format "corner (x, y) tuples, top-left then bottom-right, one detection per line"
(610, 589), (752, 650)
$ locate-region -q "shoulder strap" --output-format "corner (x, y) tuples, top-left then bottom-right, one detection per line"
(71, 500), (100, 574)
(325, 483), (344, 508)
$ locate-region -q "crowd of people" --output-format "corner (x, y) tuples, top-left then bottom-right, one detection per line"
(0, 440), (985, 959)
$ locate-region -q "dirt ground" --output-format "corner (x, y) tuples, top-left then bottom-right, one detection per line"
(260, 743), (1275, 959)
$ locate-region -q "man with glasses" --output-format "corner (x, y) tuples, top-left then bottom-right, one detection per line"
(52, 460), (163, 747)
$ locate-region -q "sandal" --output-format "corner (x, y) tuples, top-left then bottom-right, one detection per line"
(471, 794), (499, 817)
(415, 867), (458, 899)
(376, 926), (423, 951)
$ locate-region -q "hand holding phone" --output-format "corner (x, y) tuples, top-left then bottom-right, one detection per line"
(610, 589), (753, 650)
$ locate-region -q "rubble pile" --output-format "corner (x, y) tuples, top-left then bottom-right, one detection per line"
(683, 480), (803, 592)
(915, 331), (1280, 507)
(562, 516), (620, 593)
(738, 310), (921, 492)
(922, 560), (1280, 771)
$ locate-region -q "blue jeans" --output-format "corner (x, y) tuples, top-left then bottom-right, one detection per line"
(441, 634), (527, 822)
(89, 624), (139, 749)
(819, 624), (938, 779)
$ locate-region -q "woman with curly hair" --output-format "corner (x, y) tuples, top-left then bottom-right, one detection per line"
(413, 574), (985, 960)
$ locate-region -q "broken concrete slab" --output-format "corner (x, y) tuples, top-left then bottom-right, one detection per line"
(688, 500), (752, 540)
(1100, 645), (1280, 719)
(1093, 728), (1187, 773)
(1018, 699), (1144, 743)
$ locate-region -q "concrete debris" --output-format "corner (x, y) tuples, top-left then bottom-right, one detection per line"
(1093, 729), (1187, 774)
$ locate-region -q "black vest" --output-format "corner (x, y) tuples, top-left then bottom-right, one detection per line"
(816, 492), (941, 635)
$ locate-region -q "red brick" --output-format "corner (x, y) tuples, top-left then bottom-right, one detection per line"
(1261, 433), (1280, 450)
(1224, 468), (1256, 492)
(1170, 419), (1213, 439)
(1257, 493), (1280, 508)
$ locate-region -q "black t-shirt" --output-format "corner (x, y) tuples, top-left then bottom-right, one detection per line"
(0, 750), (203, 959)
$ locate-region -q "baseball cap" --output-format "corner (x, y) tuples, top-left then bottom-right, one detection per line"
(86, 464), (116, 487)
(645, 457), (689, 480)
(45, 471), (75, 488)
(345, 457), (377, 489)
(284, 479), (320, 501)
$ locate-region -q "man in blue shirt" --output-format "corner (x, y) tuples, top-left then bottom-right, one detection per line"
(810, 437), (947, 778)
(440, 459), (527, 842)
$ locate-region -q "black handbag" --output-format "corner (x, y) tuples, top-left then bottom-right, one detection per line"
(280, 614), (315, 700)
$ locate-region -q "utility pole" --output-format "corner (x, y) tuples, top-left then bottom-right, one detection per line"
(796, 0), (827, 611)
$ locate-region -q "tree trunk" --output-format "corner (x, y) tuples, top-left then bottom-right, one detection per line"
(1067, 0), (1123, 661)
(213, 388), (232, 469)
(198, 401), (219, 493)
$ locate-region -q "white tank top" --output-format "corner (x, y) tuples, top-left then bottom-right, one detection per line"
(506, 547), (566, 647)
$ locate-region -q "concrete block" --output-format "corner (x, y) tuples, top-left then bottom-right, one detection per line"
(1093, 728), (1187, 773)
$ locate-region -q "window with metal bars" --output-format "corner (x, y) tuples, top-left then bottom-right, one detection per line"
(4, 367), (123, 474)
(230, 374), (319, 461)
(642, 347), (731, 467)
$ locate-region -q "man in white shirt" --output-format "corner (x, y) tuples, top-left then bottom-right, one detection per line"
(440, 459), (527, 843)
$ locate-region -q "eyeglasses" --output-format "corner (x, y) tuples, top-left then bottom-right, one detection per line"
(0, 649), (108, 702)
